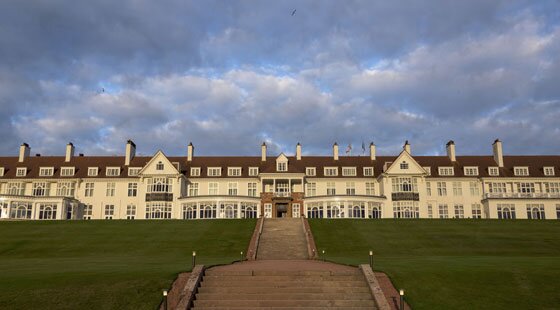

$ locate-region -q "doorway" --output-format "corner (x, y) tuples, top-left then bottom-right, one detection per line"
(276, 203), (288, 218)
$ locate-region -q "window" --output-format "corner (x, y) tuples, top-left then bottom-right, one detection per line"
(128, 183), (138, 197)
(363, 167), (374, 176)
(88, 167), (98, 176)
(147, 177), (172, 193)
(56, 182), (75, 196)
(199, 203), (217, 219)
(60, 167), (75, 176)
(306, 167), (316, 176)
(0, 167), (4, 177)
(208, 167), (221, 177)
(469, 182), (480, 196)
(326, 182), (336, 196)
(393, 201), (419, 219)
(544, 167), (555, 176)
(306, 203), (322, 219)
(277, 162), (287, 172)
(365, 182), (375, 195)
(106, 182), (116, 197)
(557, 205), (560, 219)
(32, 182), (50, 196)
(228, 167), (241, 176)
(83, 205), (93, 220)
(7, 182), (25, 195)
(190, 167), (200, 177)
(128, 168), (141, 176)
(517, 182), (535, 193)
(306, 183), (316, 196)
(106, 167), (120, 176)
(427, 204), (433, 218)
(183, 204), (197, 219)
(437, 182), (447, 196)
(248, 182), (257, 197)
(452, 182), (462, 196)
(438, 167), (454, 176)
(39, 167), (54, 177)
(264, 203), (273, 218)
(514, 167), (529, 176)
(156, 161), (164, 170)
(145, 202), (172, 219)
(228, 182), (238, 196)
(489, 182), (507, 193)
(464, 167), (479, 176)
(10, 203), (32, 219)
(545, 183), (560, 193)
(249, 167), (259, 176)
(342, 167), (356, 176)
(16, 167), (27, 177)
(38, 204), (57, 220)
(526, 204), (545, 219)
(85, 183), (94, 197)
(426, 182), (432, 196)
(454, 205), (464, 218)
(488, 167), (499, 176)
(497, 204), (516, 219)
(423, 167), (431, 176)
(371, 203), (382, 219)
(346, 182), (356, 195)
(104, 205), (114, 219)
(438, 204), (449, 218)
(208, 182), (218, 195)
(126, 205), (136, 220)
(188, 183), (199, 196)
(472, 204), (482, 219)
(392, 177), (418, 192)
(292, 203), (301, 218)
(324, 167), (338, 176)
(400, 161), (409, 170)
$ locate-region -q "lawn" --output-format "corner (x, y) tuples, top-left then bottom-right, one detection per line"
(309, 219), (560, 310)
(0, 220), (255, 310)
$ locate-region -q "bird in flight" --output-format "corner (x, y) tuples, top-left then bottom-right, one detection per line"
(291, 9), (296, 16)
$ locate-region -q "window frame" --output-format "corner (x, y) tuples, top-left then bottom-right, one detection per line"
(463, 166), (479, 176)
(106, 167), (121, 177)
(324, 167), (338, 177)
(488, 167), (499, 176)
(248, 167), (259, 176)
(363, 167), (374, 176)
(39, 167), (54, 177)
(228, 167), (242, 177)
(438, 167), (454, 176)
(514, 166), (529, 176)
(544, 167), (555, 176)
(16, 167), (27, 177)
(88, 167), (98, 177)
(306, 167), (316, 176)
(207, 167), (222, 177)
(60, 167), (75, 177)
(342, 167), (357, 177)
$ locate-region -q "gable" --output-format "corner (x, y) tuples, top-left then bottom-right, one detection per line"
(384, 151), (427, 175)
(139, 151), (180, 175)
(276, 153), (289, 163)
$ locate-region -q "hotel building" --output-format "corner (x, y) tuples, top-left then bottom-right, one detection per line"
(1, 139), (560, 220)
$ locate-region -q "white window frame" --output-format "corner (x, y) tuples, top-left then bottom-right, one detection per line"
(277, 162), (288, 172)
(60, 167), (75, 177)
(342, 167), (357, 177)
(306, 183), (316, 196)
(106, 167), (120, 177)
(363, 167), (374, 176)
(463, 166), (479, 176)
(84, 183), (94, 197)
(324, 167), (338, 177)
(128, 182), (138, 197)
(39, 167), (54, 177)
(207, 167), (221, 177)
(88, 167), (98, 177)
(16, 167), (27, 177)
(208, 182), (219, 195)
(514, 166), (529, 176)
(248, 182), (257, 197)
(306, 167), (316, 176)
(106, 182), (116, 197)
(423, 167), (431, 176)
(326, 182), (336, 196)
(544, 167), (555, 176)
(488, 167), (499, 176)
(228, 182), (238, 196)
(248, 167), (259, 176)
(0, 167), (5, 177)
(438, 167), (454, 176)
(128, 167), (141, 176)
(345, 182), (356, 195)
(188, 182), (199, 196)
(228, 167), (242, 177)
(365, 182), (375, 195)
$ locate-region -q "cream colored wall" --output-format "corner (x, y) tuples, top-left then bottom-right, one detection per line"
(305, 178), (379, 196)
(187, 178), (261, 197)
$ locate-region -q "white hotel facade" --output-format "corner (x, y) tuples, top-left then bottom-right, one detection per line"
(1, 139), (560, 221)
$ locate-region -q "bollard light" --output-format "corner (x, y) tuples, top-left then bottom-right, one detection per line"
(162, 290), (168, 310)
(399, 289), (405, 310)
(240, 251), (244, 261)
(369, 250), (373, 269)
(192, 251), (196, 269)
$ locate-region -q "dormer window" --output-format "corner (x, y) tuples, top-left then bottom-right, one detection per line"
(16, 167), (27, 177)
(128, 167), (141, 176)
(324, 167), (338, 176)
(249, 167), (259, 176)
(88, 167), (98, 176)
(228, 167), (242, 176)
(60, 167), (75, 176)
(39, 167), (54, 177)
(363, 167), (374, 176)
(423, 167), (431, 176)
(190, 167), (201, 177)
(277, 162), (287, 172)
(106, 167), (120, 176)
(0, 167), (4, 177)
(306, 167), (316, 176)
(488, 167), (499, 176)
(156, 161), (164, 171)
(544, 167), (555, 176)
(514, 167), (529, 176)
(439, 167), (454, 176)
(400, 161), (409, 169)
(464, 167), (479, 176)
(342, 167), (356, 176)
(208, 167), (221, 176)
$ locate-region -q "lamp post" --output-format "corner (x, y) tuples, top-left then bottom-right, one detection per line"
(192, 251), (196, 269)
(399, 289), (405, 310)
(321, 249), (325, 261)
(240, 251), (244, 261)
(369, 250), (373, 269)
(162, 290), (168, 310)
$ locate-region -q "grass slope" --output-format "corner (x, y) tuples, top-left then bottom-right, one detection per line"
(0, 220), (255, 310)
(309, 219), (560, 310)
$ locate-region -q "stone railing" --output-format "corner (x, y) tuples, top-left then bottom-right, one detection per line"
(484, 192), (560, 199)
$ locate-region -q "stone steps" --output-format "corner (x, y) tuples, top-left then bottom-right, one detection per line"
(201, 275), (365, 281)
(193, 307), (375, 310)
(256, 218), (308, 260)
(196, 292), (374, 300)
(193, 299), (376, 307)
(197, 286), (371, 294)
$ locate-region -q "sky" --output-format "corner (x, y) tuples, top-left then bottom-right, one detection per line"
(1, 0), (559, 157)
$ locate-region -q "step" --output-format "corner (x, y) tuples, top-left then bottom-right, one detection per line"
(200, 280), (369, 287)
(204, 270), (361, 276)
(201, 275), (365, 281)
(193, 307), (374, 310)
(197, 286), (371, 294)
(195, 292), (374, 300)
(193, 299), (376, 307)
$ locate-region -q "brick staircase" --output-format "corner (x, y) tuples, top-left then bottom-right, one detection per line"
(256, 218), (308, 260)
(192, 268), (377, 309)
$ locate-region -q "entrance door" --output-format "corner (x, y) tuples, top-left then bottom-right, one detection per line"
(276, 204), (288, 218)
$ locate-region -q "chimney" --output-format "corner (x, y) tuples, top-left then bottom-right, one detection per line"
(492, 139), (504, 167)
(446, 140), (456, 162)
(370, 142), (376, 160)
(65, 142), (75, 162)
(403, 140), (411, 154)
(333, 142), (339, 160)
(187, 142), (194, 162)
(261, 142), (267, 162)
(296, 142), (302, 160)
(18, 143), (30, 162)
(125, 140), (136, 166)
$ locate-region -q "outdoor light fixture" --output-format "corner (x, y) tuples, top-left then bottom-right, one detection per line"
(322, 249), (325, 261)
(192, 251), (196, 268)
(369, 250), (373, 269)
(240, 251), (244, 261)
(399, 289), (405, 310)
(162, 290), (168, 310)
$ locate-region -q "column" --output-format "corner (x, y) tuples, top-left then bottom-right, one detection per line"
(237, 202), (241, 219)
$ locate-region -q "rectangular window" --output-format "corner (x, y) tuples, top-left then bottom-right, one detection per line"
(85, 183), (94, 197)
(526, 204), (546, 219)
(7, 182), (25, 195)
(556, 205), (560, 219)
(472, 204), (482, 219)
(342, 167), (356, 176)
(188, 183), (199, 196)
(438, 167), (454, 176)
(426, 182), (432, 196)
(39, 167), (54, 177)
(190, 167), (200, 177)
(228, 167), (241, 176)
(489, 182), (507, 193)
(452, 182), (462, 196)
(32, 182), (50, 196)
(208, 167), (221, 177)
(464, 167), (479, 176)
(438, 204), (449, 218)
(427, 204), (433, 218)
(544, 167), (555, 176)
(248, 167), (259, 176)
(83, 205), (93, 220)
(228, 182), (238, 196)
(106, 182), (116, 197)
(16, 167), (27, 177)
(346, 182), (355, 195)
(56, 182), (75, 196)
(514, 167), (529, 176)
(128, 183), (138, 197)
(469, 182), (480, 196)
(326, 182), (336, 196)
(88, 167), (98, 176)
(292, 203), (301, 218)
(104, 205), (114, 220)
(454, 205), (464, 218)
(126, 205), (136, 220)
(545, 182), (560, 193)
(277, 162), (287, 172)
(106, 167), (120, 176)
(437, 182), (447, 196)
(365, 182), (375, 195)
(128, 168), (141, 176)
(497, 204), (516, 219)
(208, 182), (218, 195)
(517, 182), (535, 193)
(248, 182), (257, 197)
(363, 167), (374, 176)
(306, 167), (316, 176)
(306, 183), (316, 196)
(488, 167), (499, 176)
(423, 167), (431, 176)
(392, 177), (418, 192)
(60, 167), (75, 176)
(324, 167), (338, 176)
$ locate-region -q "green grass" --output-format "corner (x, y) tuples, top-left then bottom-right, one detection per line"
(0, 220), (255, 310)
(309, 219), (560, 310)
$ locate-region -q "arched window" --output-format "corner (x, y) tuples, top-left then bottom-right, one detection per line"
(531, 207), (541, 219)
(353, 206), (364, 218)
(156, 161), (164, 170)
(245, 206), (256, 219)
(225, 205), (236, 219)
(309, 207), (320, 219)
(503, 207), (512, 219)
(16, 206), (28, 219)
(402, 181), (412, 192)
(371, 207), (381, 219)
(183, 206), (196, 219)
(203, 206), (215, 219)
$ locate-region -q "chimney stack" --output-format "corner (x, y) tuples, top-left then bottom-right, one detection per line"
(296, 142), (302, 160)
(492, 139), (504, 167)
(125, 140), (136, 166)
(261, 142), (267, 162)
(333, 142), (339, 160)
(446, 140), (456, 162)
(18, 143), (30, 163)
(370, 142), (376, 160)
(187, 142), (194, 162)
(403, 140), (411, 154)
(65, 142), (75, 162)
